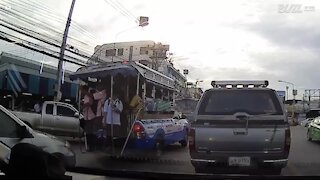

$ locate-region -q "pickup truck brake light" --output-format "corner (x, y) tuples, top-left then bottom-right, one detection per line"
(134, 122), (145, 139)
(188, 127), (196, 152)
(284, 128), (291, 155)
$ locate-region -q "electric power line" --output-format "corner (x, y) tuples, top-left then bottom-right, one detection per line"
(0, 1), (98, 52)
(0, 21), (91, 60)
(109, 0), (137, 22)
(2, 0), (99, 42)
(0, 8), (94, 54)
(103, 0), (137, 23)
(0, 30), (87, 66)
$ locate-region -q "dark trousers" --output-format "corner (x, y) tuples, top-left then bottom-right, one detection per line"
(84, 119), (95, 150)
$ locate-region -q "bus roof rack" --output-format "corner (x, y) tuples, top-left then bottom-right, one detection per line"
(211, 80), (269, 88)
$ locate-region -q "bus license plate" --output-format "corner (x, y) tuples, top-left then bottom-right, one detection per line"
(228, 157), (251, 166)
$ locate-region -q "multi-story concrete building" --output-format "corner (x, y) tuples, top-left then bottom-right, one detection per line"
(90, 40), (169, 69)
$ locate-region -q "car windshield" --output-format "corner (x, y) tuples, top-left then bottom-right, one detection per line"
(199, 90), (283, 115)
(1, 0), (320, 178)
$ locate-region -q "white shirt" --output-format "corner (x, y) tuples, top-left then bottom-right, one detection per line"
(34, 103), (41, 113)
(103, 98), (123, 125)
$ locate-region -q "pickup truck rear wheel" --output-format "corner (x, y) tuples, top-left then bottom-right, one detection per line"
(264, 167), (282, 175)
(194, 166), (207, 173)
(180, 134), (188, 147)
(155, 140), (164, 157)
(307, 130), (312, 141)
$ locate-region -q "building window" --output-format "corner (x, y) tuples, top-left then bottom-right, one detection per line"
(140, 47), (148, 55)
(117, 48), (124, 56)
(106, 49), (116, 56)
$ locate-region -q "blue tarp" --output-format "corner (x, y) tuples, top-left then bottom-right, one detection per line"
(1, 69), (77, 98)
(70, 64), (138, 81)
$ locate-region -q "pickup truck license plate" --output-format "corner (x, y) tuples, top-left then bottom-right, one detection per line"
(228, 157), (251, 166)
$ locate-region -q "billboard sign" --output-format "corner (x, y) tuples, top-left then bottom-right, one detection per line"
(276, 90), (286, 102)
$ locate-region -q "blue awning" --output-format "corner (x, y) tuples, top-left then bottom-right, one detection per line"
(0, 68), (78, 98)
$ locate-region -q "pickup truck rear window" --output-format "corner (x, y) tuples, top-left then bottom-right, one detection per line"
(198, 89), (283, 115)
(46, 104), (53, 115)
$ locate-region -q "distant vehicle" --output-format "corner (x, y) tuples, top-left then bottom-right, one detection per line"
(307, 117), (320, 141)
(174, 98), (199, 121)
(11, 101), (83, 137)
(300, 118), (314, 127)
(306, 109), (320, 119)
(189, 81), (291, 175)
(0, 105), (76, 168)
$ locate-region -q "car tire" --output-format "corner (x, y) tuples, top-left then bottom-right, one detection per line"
(264, 168), (282, 175)
(180, 134), (188, 147)
(155, 139), (164, 157)
(194, 166), (207, 173)
(307, 130), (312, 141)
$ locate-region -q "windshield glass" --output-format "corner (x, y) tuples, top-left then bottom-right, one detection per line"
(1, 0), (320, 178)
(199, 90), (283, 115)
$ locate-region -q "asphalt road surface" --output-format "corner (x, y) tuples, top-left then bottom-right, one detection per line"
(68, 125), (320, 176)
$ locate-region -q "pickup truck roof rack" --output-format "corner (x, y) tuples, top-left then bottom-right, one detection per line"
(211, 80), (269, 88)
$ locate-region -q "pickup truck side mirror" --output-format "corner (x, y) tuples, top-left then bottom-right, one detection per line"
(173, 116), (180, 119)
(181, 114), (187, 119)
(17, 125), (33, 138)
(74, 112), (80, 118)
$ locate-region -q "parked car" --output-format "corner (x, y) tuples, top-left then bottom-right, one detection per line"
(189, 81), (291, 175)
(11, 101), (83, 137)
(307, 117), (320, 141)
(0, 105), (76, 168)
(300, 118), (314, 127)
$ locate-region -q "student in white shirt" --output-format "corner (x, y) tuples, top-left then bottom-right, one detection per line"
(103, 93), (123, 147)
(103, 93), (123, 126)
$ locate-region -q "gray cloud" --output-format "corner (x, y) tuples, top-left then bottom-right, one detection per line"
(247, 12), (320, 50)
(249, 50), (320, 88)
(242, 8), (320, 92)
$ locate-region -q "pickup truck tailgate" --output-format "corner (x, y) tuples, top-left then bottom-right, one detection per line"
(194, 118), (286, 153)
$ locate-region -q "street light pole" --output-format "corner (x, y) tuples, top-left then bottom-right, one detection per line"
(55, 0), (76, 101)
(286, 86), (289, 101)
(278, 80), (296, 124)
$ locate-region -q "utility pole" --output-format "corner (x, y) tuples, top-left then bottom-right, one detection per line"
(55, 0), (76, 101)
(286, 86), (289, 101)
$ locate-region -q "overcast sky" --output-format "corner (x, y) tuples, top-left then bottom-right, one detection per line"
(1, 0), (320, 99)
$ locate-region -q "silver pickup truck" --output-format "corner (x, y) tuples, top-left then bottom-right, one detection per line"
(189, 81), (291, 175)
(11, 101), (83, 137)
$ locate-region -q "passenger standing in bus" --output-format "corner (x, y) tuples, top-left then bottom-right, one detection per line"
(93, 84), (107, 149)
(129, 93), (144, 119)
(81, 85), (96, 151)
(93, 84), (107, 128)
(103, 93), (123, 147)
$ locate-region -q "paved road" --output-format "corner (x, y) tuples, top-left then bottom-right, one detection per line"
(68, 125), (320, 176)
